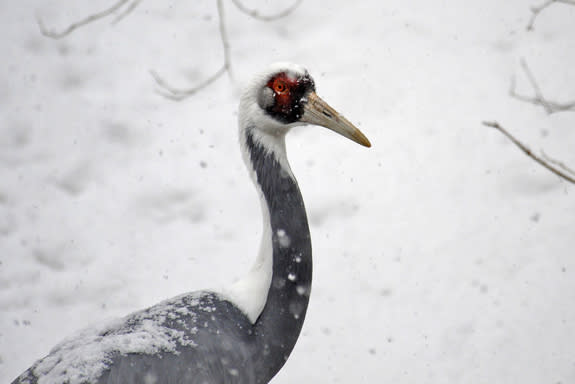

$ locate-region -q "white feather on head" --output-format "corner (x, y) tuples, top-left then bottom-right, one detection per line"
(238, 62), (312, 177)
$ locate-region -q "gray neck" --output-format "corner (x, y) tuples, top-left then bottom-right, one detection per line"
(244, 127), (312, 383)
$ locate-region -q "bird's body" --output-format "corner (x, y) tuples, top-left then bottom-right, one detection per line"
(12, 63), (370, 384)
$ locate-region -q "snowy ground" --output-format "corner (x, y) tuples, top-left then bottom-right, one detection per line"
(1, 0), (575, 382)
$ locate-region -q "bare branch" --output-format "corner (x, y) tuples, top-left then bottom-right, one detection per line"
(482, 120), (575, 184)
(217, 0), (233, 81)
(509, 59), (575, 114)
(37, 0), (140, 39)
(520, 58), (552, 113)
(150, 66), (227, 101)
(112, 0), (143, 25)
(527, 0), (556, 31)
(152, 0), (304, 100)
(527, 0), (575, 31)
(151, 0), (233, 101)
(541, 150), (575, 177)
(38, 0), (303, 99)
(230, 0), (303, 21)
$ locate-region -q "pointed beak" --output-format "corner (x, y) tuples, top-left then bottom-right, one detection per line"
(300, 92), (371, 147)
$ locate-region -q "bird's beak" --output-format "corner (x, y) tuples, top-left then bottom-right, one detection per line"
(301, 92), (371, 147)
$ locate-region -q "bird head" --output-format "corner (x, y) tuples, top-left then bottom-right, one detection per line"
(239, 63), (371, 148)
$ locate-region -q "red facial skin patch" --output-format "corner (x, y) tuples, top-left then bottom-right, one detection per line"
(266, 73), (302, 117)
(263, 71), (314, 123)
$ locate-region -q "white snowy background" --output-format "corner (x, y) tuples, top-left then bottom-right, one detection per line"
(1, 0), (575, 382)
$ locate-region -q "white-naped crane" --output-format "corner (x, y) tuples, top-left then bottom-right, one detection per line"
(12, 63), (371, 384)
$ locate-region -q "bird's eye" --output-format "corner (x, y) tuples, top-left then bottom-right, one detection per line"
(273, 79), (287, 94)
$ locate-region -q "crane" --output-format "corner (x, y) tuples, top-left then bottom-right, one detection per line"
(12, 63), (371, 384)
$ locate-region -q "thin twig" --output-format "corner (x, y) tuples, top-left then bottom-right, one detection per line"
(37, 0), (138, 39)
(541, 150), (575, 177)
(482, 120), (575, 184)
(150, 66), (227, 101)
(527, 0), (575, 31)
(112, 0), (143, 25)
(217, 0), (233, 81)
(231, 0), (303, 21)
(151, 0), (232, 100)
(509, 59), (575, 114)
(38, 0), (302, 99)
(152, 0), (303, 100)
(527, 0), (556, 31)
(521, 58), (552, 113)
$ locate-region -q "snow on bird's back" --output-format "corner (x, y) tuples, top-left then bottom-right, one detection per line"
(21, 292), (204, 384)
